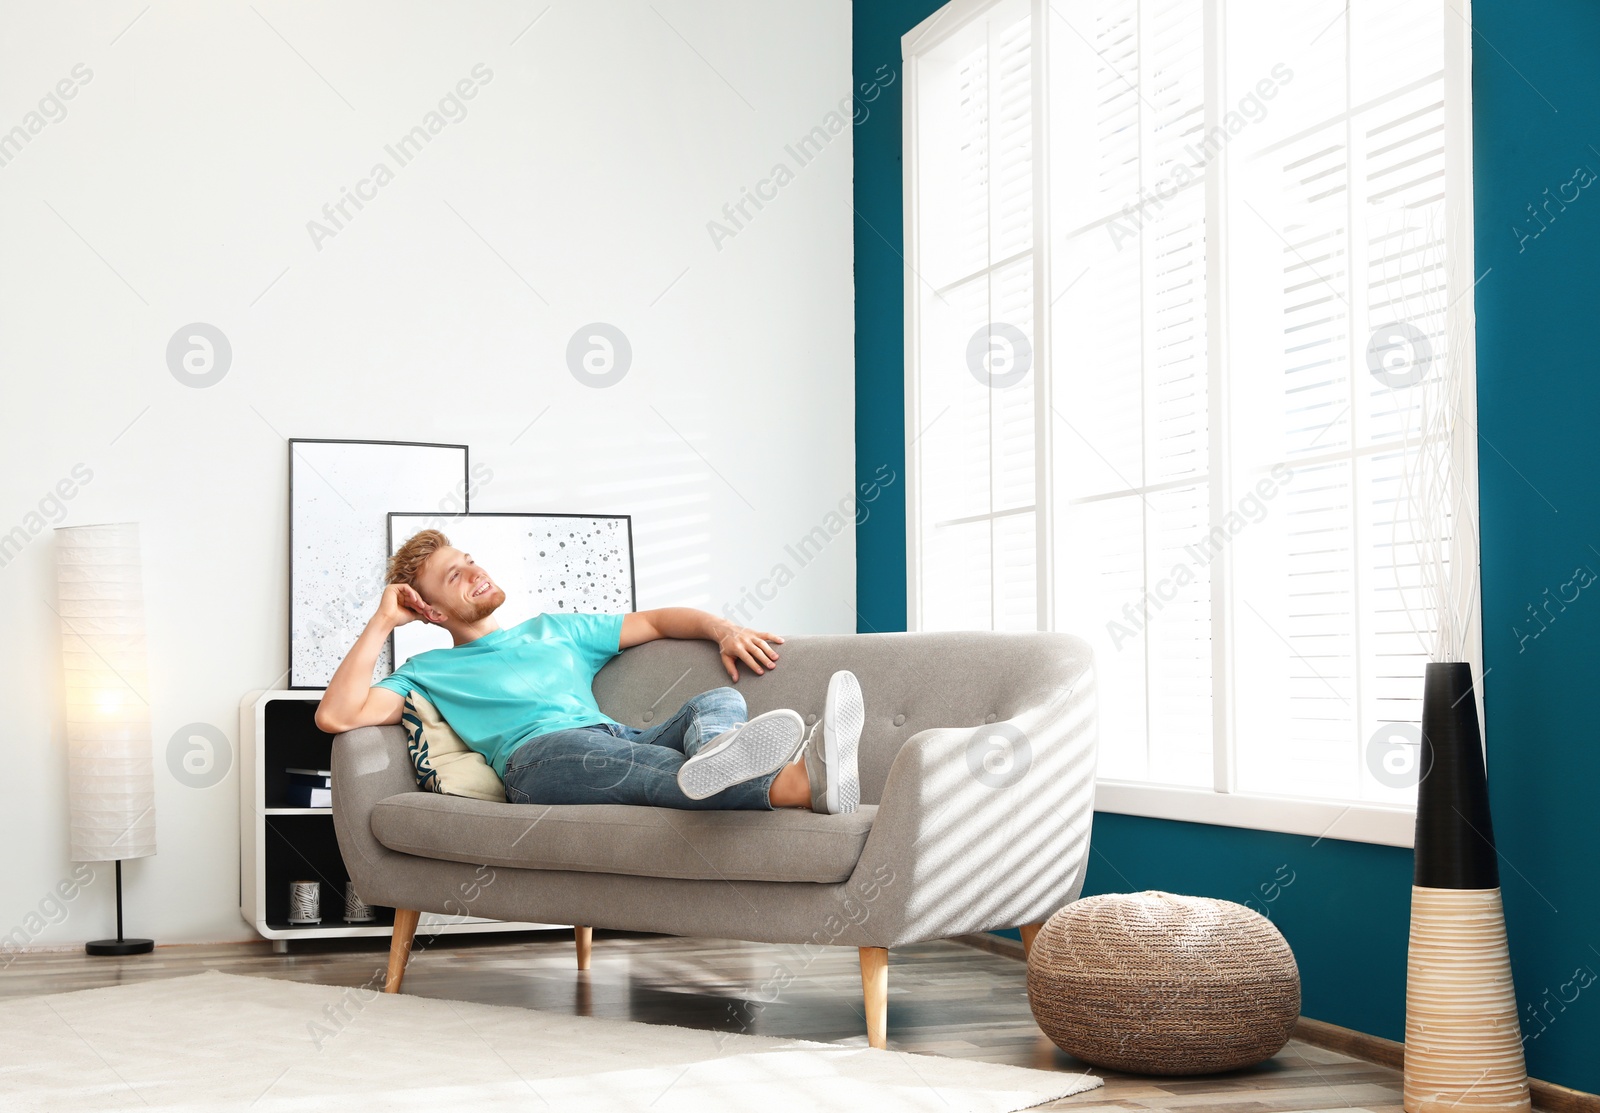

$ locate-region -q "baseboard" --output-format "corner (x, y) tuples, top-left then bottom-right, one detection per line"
(1288, 1017), (1598, 1113)
(955, 932), (1600, 1112)
(1290, 1015), (1403, 1067)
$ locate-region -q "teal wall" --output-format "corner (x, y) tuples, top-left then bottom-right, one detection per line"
(853, 0), (1600, 1092)
(1468, 0), (1600, 1092)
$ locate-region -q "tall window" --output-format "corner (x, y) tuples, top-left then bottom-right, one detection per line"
(909, 0), (1039, 634)
(904, 0), (1478, 845)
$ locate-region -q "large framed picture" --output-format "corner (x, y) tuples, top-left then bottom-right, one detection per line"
(288, 438), (472, 689)
(386, 512), (636, 668)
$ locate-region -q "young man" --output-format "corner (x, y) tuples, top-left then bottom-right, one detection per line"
(314, 529), (862, 814)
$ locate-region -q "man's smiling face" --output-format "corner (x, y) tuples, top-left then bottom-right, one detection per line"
(414, 546), (506, 624)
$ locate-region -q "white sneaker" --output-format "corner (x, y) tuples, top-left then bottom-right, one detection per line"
(677, 709), (807, 800)
(804, 671), (863, 814)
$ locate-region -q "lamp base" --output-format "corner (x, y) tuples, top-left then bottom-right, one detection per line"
(85, 938), (154, 956)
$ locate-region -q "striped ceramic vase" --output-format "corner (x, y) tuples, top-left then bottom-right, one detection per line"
(1402, 662), (1531, 1113)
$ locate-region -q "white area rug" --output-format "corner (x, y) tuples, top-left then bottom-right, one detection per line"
(0, 970), (1101, 1111)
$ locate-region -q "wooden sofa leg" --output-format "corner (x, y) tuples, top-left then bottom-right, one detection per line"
(859, 946), (888, 1049)
(1019, 923), (1042, 960)
(575, 926), (592, 971)
(385, 909), (421, 994)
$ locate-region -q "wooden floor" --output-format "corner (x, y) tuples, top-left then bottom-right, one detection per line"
(0, 929), (1407, 1110)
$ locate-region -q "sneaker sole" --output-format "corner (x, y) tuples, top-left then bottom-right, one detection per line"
(678, 709), (806, 800)
(822, 671), (864, 813)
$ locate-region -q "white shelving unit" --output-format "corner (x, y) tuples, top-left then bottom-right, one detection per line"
(241, 688), (564, 951)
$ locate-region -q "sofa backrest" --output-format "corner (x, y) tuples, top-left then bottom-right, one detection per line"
(591, 630), (1092, 806)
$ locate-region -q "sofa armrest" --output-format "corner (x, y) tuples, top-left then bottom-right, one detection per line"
(330, 723), (420, 904)
(846, 674), (1097, 947)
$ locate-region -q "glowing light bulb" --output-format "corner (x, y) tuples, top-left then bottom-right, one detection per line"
(94, 689), (125, 718)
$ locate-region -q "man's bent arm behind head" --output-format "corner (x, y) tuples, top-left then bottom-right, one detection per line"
(314, 584), (420, 734)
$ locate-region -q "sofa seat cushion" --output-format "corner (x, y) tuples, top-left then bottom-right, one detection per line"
(370, 794), (878, 883)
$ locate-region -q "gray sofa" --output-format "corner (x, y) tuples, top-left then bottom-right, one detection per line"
(330, 630), (1097, 1047)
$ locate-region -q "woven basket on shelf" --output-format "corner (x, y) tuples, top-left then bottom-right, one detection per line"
(1026, 890), (1300, 1075)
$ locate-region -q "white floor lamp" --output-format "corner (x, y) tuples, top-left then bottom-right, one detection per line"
(53, 521), (157, 956)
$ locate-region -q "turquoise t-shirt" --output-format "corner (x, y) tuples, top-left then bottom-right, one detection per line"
(372, 611), (626, 778)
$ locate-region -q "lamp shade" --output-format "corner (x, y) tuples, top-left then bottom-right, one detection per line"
(54, 522), (156, 862)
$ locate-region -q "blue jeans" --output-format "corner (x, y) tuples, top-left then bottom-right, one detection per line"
(501, 686), (776, 810)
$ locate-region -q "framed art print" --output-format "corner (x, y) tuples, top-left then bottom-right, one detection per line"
(386, 512), (636, 668)
(288, 438), (471, 689)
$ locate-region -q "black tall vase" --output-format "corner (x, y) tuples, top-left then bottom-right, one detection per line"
(1402, 661), (1529, 1113)
(1414, 662), (1498, 889)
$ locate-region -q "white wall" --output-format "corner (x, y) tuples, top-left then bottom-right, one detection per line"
(0, 1), (855, 947)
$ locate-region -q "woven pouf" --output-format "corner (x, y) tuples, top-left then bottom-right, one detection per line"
(1026, 890), (1300, 1075)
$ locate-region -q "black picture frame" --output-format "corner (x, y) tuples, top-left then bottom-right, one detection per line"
(382, 511), (638, 674)
(287, 437), (470, 690)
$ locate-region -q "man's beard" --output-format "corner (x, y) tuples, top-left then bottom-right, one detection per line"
(440, 585), (505, 624)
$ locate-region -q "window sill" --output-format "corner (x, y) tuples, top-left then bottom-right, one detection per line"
(1094, 780), (1415, 849)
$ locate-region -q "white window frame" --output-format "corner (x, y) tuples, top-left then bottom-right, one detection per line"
(902, 0), (1481, 849)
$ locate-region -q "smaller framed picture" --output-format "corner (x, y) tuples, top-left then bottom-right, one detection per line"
(386, 512), (636, 667)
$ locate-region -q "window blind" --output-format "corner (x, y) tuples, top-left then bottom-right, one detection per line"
(912, 0), (1038, 634)
(907, 0), (1474, 813)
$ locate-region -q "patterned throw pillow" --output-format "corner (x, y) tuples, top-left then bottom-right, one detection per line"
(400, 690), (506, 802)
